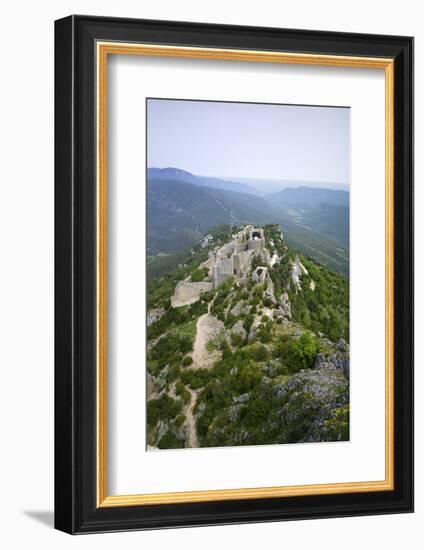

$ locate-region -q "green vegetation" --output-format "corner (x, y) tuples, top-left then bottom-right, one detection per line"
(322, 405), (350, 441)
(147, 394), (183, 429)
(175, 382), (191, 404)
(273, 332), (320, 373)
(288, 255), (349, 342)
(182, 356), (193, 367)
(157, 430), (185, 449)
(148, 168), (349, 276)
(146, 223), (349, 449)
(265, 224), (349, 342)
(191, 268), (205, 282)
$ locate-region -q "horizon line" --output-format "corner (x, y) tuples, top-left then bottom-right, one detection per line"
(147, 166), (349, 190)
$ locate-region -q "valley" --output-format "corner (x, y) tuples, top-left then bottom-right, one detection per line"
(147, 168), (349, 277)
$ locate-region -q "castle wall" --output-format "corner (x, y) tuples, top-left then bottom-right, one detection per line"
(213, 256), (235, 288)
(217, 242), (235, 260)
(247, 238), (263, 252)
(234, 242), (247, 254)
(214, 271), (233, 288)
(235, 249), (253, 276)
(212, 226), (266, 288)
(171, 281), (213, 308)
(201, 257), (215, 276)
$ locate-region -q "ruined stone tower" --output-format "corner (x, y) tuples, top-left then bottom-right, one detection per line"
(212, 226), (265, 288)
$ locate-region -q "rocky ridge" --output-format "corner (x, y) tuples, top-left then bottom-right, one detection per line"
(146, 224), (349, 449)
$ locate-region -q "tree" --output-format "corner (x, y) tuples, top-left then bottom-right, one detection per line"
(273, 332), (319, 373)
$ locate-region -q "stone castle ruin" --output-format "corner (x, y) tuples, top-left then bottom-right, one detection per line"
(212, 226), (265, 287)
(171, 226), (266, 308)
(171, 281), (214, 308)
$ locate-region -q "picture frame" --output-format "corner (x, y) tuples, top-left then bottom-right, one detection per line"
(54, 15), (414, 534)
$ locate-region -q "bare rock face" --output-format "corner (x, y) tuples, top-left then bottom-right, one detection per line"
(233, 392), (250, 404)
(172, 423), (188, 442)
(313, 341), (350, 380)
(156, 421), (169, 445)
(203, 364), (349, 447)
(228, 404), (243, 422)
(265, 292), (277, 307)
(274, 364), (349, 442)
(147, 372), (155, 399)
(230, 320), (247, 340)
(336, 338), (349, 352)
(247, 318), (263, 342)
(290, 256), (308, 293)
(230, 302), (250, 317)
(278, 292), (292, 319)
(147, 307), (165, 327)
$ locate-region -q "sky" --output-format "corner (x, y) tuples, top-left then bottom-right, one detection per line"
(147, 99), (350, 189)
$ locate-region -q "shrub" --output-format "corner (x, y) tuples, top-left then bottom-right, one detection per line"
(182, 356), (193, 367)
(275, 363), (289, 376)
(251, 254), (262, 270)
(147, 394), (183, 428)
(179, 336), (194, 354)
(175, 381), (191, 404)
(188, 300), (208, 317)
(244, 396), (270, 427)
(201, 290), (215, 303)
(220, 339), (233, 360)
(232, 363), (262, 393)
(147, 306), (191, 339)
(244, 315), (254, 334)
(224, 314), (237, 328)
(257, 328), (272, 343)
(150, 332), (194, 368)
(250, 296), (260, 307)
(253, 345), (270, 362)
(180, 368), (212, 389)
(230, 333), (244, 347)
(273, 332), (319, 373)
(168, 363), (181, 381)
(157, 430), (185, 449)
(175, 413), (186, 428)
(191, 269), (204, 282)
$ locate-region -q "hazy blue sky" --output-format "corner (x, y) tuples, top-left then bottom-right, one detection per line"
(147, 99), (350, 187)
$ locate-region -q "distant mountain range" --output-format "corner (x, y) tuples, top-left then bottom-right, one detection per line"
(268, 186), (349, 208)
(147, 178), (280, 254)
(147, 167), (260, 195)
(225, 176), (349, 194)
(148, 168), (347, 195)
(147, 168), (350, 276)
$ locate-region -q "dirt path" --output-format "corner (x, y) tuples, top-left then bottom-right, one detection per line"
(191, 312), (223, 369)
(185, 388), (199, 448)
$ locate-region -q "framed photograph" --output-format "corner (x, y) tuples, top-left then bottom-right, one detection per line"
(54, 15), (413, 534)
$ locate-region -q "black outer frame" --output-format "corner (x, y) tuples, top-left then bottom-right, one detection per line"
(54, 15), (414, 534)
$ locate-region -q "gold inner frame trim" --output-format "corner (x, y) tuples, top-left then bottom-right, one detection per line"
(96, 41), (395, 508)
